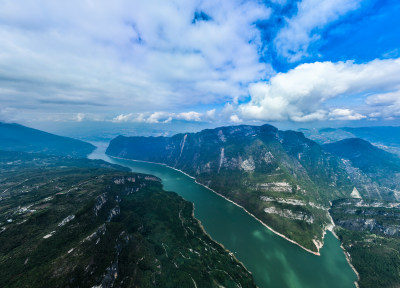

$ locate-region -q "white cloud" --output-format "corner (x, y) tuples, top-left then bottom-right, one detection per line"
(0, 0), (272, 121)
(175, 111), (202, 121)
(230, 114), (243, 123)
(112, 111), (204, 123)
(204, 109), (216, 120)
(366, 91), (400, 118)
(366, 91), (400, 106)
(73, 113), (86, 122)
(111, 108), (249, 124)
(239, 58), (400, 122)
(112, 113), (134, 123)
(145, 112), (172, 124)
(274, 0), (362, 61)
(328, 108), (366, 120)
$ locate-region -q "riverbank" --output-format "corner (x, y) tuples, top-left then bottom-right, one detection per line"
(109, 155), (326, 256)
(92, 151), (358, 288)
(327, 208), (360, 287)
(171, 159), (360, 287)
(190, 202), (253, 279)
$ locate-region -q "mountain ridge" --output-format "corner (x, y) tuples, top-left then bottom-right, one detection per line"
(323, 137), (400, 201)
(106, 124), (354, 251)
(0, 122), (95, 157)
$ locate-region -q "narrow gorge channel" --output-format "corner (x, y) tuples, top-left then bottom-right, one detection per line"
(89, 144), (358, 288)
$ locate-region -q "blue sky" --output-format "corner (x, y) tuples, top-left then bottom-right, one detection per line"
(0, 0), (399, 131)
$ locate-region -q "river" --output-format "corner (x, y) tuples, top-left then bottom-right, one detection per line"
(89, 144), (357, 288)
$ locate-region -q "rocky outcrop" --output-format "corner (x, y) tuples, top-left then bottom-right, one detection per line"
(264, 207), (314, 224)
(331, 198), (400, 237)
(107, 205), (120, 222)
(336, 218), (400, 237)
(94, 193), (108, 216)
(58, 215), (75, 227)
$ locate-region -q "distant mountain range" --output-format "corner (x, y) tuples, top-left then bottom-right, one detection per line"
(0, 122), (95, 157)
(323, 138), (400, 201)
(300, 126), (400, 156)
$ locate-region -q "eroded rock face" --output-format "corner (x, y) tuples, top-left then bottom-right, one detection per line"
(94, 193), (108, 216)
(113, 176), (137, 184)
(331, 198), (400, 237)
(107, 205), (120, 222)
(264, 207), (314, 224)
(261, 196), (306, 206)
(263, 151), (274, 164)
(350, 187), (362, 199)
(258, 182), (292, 193)
(241, 157), (255, 172)
(335, 218), (400, 237)
(58, 215), (75, 227)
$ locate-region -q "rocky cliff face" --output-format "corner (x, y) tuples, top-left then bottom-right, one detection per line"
(331, 198), (400, 237)
(331, 198), (400, 288)
(107, 124), (354, 251)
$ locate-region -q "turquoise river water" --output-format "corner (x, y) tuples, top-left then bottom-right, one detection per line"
(89, 145), (357, 288)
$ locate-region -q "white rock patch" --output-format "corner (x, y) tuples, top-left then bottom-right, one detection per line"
(218, 148), (225, 173)
(58, 215), (75, 227)
(218, 130), (226, 142)
(43, 231), (56, 239)
(263, 151), (274, 164)
(259, 182), (292, 192)
(350, 187), (362, 199)
(241, 157), (255, 171)
(264, 207), (314, 223)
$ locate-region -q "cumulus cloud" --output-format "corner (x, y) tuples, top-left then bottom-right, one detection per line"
(230, 114), (243, 123)
(0, 0), (272, 121)
(2, 0), (398, 126)
(328, 108), (366, 120)
(175, 111), (202, 122)
(239, 58), (400, 122)
(113, 111), (207, 123)
(112, 113), (135, 123)
(274, 0), (362, 61)
(111, 107), (249, 124)
(366, 91), (400, 119)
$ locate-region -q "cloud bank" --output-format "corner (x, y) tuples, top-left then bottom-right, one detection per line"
(0, 0), (271, 116)
(0, 0), (399, 126)
(239, 58), (400, 122)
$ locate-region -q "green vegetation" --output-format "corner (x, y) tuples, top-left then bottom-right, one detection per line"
(323, 138), (400, 173)
(323, 138), (400, 202)
(0, 122), (95, 157)
(107, 124), (354, 251)
(331, 199), (400, 288)
(0, 150), (255, 287)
